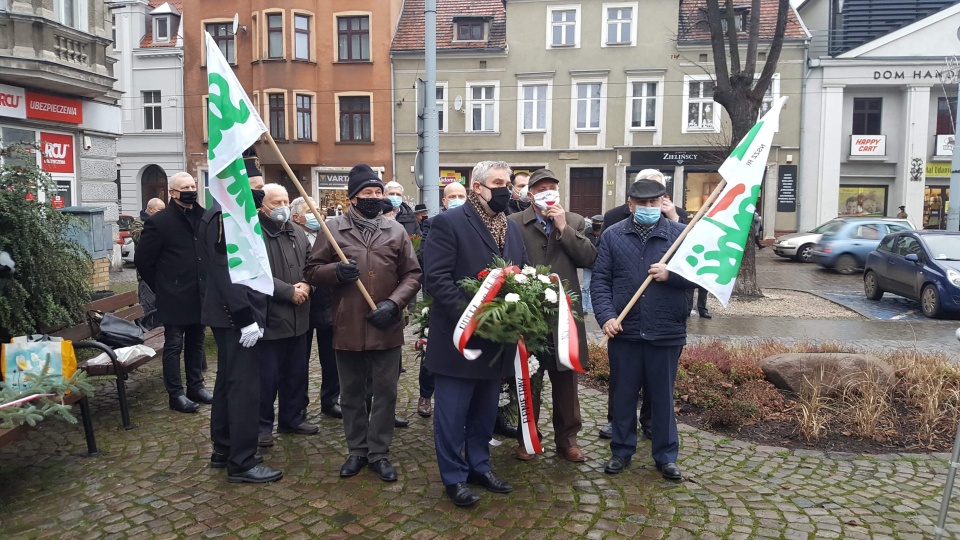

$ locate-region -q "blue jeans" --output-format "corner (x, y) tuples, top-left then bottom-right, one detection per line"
(581, 269), (593, 312)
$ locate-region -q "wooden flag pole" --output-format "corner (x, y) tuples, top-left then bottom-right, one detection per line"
(598, 179), (728, 347)
(263, 133), (378, 311)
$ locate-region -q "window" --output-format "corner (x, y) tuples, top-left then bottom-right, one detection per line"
(54, 0), (77, 29)
(267, 13), (283, 59)
(269, 93), (286, 139)
(112, 15), (117, 46)
(436, 84), (447, 132)
(338, 16), (370, 61)
(575, 82), (601, 130)
(937, 97), (956, 135)
(852, 98), (882, 135)
(294, 14), (311, 60)
(604, 4), (634, 45)
(547, 6), (579, 48)
(630, 81), (657, 128)
(720, 10), (749, 33)
(296, 95), (312, 140)
(685, 78), (717, 131)
(206, 22), (235, 64)
(468, 84), (497, 132)
(339, 96), (371, 141)
(143, 91), (162, 130)
(758, 74), (780, 117)
(896, 236), (922, 257)
(154, 16), (170, 43)
(521, 84), (547, 131)
(456, 20), (484, 41)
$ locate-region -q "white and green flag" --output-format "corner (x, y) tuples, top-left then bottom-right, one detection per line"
(204, 31), (273, 295)
(666, 96), (787, 306)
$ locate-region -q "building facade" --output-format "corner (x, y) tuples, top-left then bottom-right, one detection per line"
(798, 0), (960, 231)
(108, 0), (186, 216)
(0, 0), (121, 227)
(182, 0), (402, 212)
(392, 0), (807, 234)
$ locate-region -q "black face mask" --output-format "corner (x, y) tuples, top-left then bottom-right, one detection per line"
(251, 189), (265, 209)
(592, 224), (602, 232)
(177, 190), (198, 205)
(355, 197), (383, 219)
(483, 186), (511, 214)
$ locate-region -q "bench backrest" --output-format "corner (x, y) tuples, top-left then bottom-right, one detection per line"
(53, 291), (144, 342)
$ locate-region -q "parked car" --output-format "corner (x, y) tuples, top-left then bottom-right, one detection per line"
(810, 217), (915, 274)
(863, 231), (960, 318)
(117, 214), (135, 245)
(773, 219), (841, 262)
(121, 237), (135, 264)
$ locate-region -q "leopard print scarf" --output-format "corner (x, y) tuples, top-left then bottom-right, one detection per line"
(467, 189), (507, 251)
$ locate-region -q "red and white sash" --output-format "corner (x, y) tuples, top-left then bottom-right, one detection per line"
(551, 273), (584, 373)
(514, 339), (543, 455)
(453, 267), (515, 360)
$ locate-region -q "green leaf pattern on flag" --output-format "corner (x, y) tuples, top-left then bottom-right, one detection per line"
(207, 72), (251, 164)
(684, 184), (762, 285)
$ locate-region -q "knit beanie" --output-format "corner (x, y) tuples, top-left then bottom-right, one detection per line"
(347, 164), (383, 198)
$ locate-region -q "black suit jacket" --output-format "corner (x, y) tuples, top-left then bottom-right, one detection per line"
(134, 201), (206, 325)
(422, 202), (528, 380)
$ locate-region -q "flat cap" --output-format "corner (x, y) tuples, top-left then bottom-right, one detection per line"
(628, 179), (666, 200)
(528, 168), (560, 188)
(590, 214), (604, 222)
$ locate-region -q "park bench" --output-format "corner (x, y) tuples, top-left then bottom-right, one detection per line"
(0, 384), (99, 457)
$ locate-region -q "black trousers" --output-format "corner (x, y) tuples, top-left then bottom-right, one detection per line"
(307, 326), (340, 409)
(687, 287), (708, 313)
(210, 327), (260, 474)
(418, 362), (435, 399)
(258, 333), (310, 433)
(162, 323), (206, 397)
(433, 374), (500, 486)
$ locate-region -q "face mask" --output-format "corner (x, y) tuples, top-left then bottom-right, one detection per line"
(533, 190), (560, 212)
(251, 189), (265, 209)
(269, 206), (291, 224)
(177, 190), (198, 205)
(482, 185), (511, 214)
(304, 214), (321, 231)
(355, 197), (383, 219)
(633, 206), (661, 225)
(592, 224), (602, 232)
(446, 198), (465, 210)
(387, 195), (403, 209)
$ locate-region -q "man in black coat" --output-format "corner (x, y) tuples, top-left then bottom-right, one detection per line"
(422, 160), (528, 507)
(135, 172), (211, 414)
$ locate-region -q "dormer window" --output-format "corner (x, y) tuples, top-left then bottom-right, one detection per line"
(720, 8), (749, 33)
(453, 16), (489, 42)
(149, 2), (181, 44)
(154, 15), (171, 43)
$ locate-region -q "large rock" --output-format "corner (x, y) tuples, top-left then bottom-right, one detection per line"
(758, 353), (894, 396)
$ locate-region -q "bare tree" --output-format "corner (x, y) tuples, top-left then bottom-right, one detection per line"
(702, 0), (790, 297)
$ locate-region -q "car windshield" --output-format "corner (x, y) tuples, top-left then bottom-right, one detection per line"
(117, 216), (134, 230)
(818, 221), (845, 236)
(923, 235), (960, 260)
(809, 220), (840, 234)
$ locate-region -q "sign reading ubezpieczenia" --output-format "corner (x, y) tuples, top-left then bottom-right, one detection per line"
(205, 31), (274, 295)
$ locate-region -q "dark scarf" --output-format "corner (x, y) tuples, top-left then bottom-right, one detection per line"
(350, 206), (382, 245)
(467, 189), (507, 250)
(631, 217), (658, 245)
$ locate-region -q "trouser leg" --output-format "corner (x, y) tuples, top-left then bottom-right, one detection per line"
(366, 347), (400, 463)
(644, 343), (682, 466)
(419, 361), (435, 400)
(162, 324), (186, 397)
(337, 350), (371, 458)
(608, 339), (643, 461)
(549, 367), (583, 451)
(433, 374), (475, 485)
(210, 327), (260, 474)
(581, 269), (592, 312)
(182, 324), (206, 393)
(464, 377), (499, 475)
(697, 287), (708, 312)
(315, 326), (340, 408)
(257, 339), (280, 434)
(277, 333), (310, 429)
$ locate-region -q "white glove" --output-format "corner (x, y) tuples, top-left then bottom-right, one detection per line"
(239, 323), (262, 348)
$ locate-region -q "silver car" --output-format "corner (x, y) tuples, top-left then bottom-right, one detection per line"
(774, 217), (915, 263)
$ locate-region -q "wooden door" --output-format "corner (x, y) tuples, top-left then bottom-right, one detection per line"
(569, 167), (604, 218)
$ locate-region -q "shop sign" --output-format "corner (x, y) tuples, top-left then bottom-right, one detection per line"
(39, 132), (74, 174)
(630, 149), (724, 167)
(927, 162), (952, 177)
(935, 134), (954, 157)
(440, 169), (464, 186)
(776, 165), (797, 213)
(0, 83), (26, 119)
(52, 180), (72, 209)
(838, 185), (887, 217)
(316, 171), (349, 190)
(25, 92), (83, 124)
(850, 135), (886, 157)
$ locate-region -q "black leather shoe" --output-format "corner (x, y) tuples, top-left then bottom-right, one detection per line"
(658, 462), (682, 481)
(339, 455), (368, 477)
(369, 458), (398, 482)
(169, 395), (199, 413)
(210, 452), (262, 469)
(394, 417), (409, 428)
(493, 414), (518, 438)
(321, 404), (343, 419)
(277, 422), (319, 435)
(467, 471), (513, 494)
(186, 388), (214, 405)
(699, 310), (712, 319)
(604, 456), (630, 474)
(598, 422), (613, 439)
(445, 482), (481, 507)
(640, 424), (653, 441)
(227, 464), (283, 484)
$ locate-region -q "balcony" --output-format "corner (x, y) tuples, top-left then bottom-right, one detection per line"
(0, 11), (115, 98)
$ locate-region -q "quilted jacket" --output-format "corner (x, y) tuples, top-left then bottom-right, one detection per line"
(590, 216), (693, 341)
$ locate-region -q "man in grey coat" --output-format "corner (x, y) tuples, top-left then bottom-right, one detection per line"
(507, 168), (597, 462)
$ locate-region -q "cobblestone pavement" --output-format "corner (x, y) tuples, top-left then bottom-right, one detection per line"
(2, 346), (960, 539)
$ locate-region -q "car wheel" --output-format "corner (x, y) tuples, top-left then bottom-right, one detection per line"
(796, 244), (814, 263)
(835, 254), (858, 275)
(863, 271), (883, 300)
(921, 284), (943, 318)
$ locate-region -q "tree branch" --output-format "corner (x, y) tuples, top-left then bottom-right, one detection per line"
(744, 0), (762, 77)
(754, 0), (790, 101)
(723, 0), (741, 75)
(705, 0), (730, 92)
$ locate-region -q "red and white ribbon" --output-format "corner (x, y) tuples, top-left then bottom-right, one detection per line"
(514, 339), (543, 455)
(453, 268), (508, 360)
(0, 394), (54, 409)
(551, 274), (584, 373)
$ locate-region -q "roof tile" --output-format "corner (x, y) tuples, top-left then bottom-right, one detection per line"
(392, 0), (506, 52)
(678, 0), (808, 43)
(140, 1), (184, 48)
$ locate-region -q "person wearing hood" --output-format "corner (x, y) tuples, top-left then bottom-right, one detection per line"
(256, 183), (316, 449)
(505, 172), (531, 215)
(383, 181), (422, 236)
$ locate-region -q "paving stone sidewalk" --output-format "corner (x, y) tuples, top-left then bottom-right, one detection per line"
(2, 342), (959, 540)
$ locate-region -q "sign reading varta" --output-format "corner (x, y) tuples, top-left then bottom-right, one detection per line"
(0, 83), (82, 124)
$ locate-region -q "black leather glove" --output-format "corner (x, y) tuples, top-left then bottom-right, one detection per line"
(335, 259), (360, 283)
(365, 300), (399, 329)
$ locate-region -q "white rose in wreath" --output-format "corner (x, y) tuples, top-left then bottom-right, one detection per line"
(504, 293), (521, 303)
(544, 288), (558, 304)
(522, 266), (537, 276)
(514, 274), (528, 284)
(424, 328), (429, 337)
(537, 275), (552, 285)
(421, 307), (429, 316)
(528, 355), (540, 373)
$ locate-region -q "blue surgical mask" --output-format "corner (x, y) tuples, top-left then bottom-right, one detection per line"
(304, 214), (321, 231)
(446, 198), (465, 210)
(387, 195), (403, 209)
(633, 206), (660, 225)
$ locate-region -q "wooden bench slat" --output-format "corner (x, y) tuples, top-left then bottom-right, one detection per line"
(85, 291), (139, 313)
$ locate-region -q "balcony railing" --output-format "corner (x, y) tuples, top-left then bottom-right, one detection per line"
(54, 34), (89, 65)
